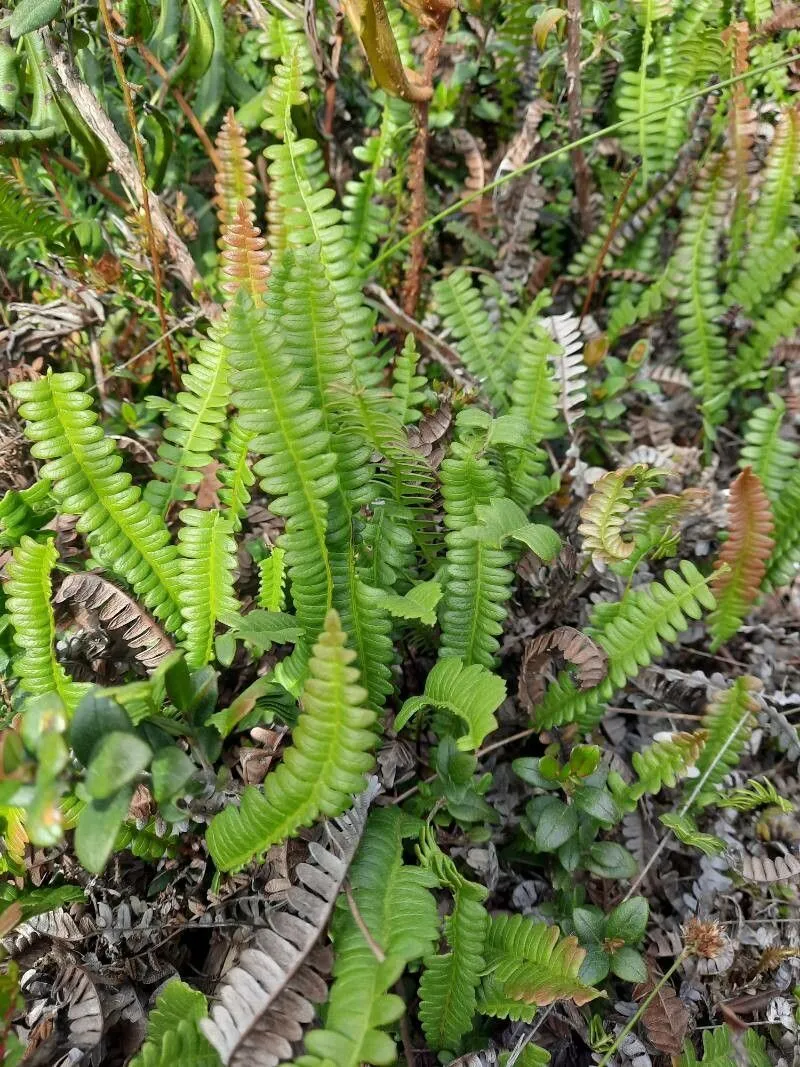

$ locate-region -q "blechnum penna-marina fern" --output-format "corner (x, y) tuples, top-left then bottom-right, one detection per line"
(2, 6), (800, 1066)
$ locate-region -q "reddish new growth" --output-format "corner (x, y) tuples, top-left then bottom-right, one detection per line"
(219, 203), (270, 302)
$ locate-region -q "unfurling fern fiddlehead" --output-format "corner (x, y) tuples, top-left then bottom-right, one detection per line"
(206, 611), (377, 871)
(11, 373), (182, 632)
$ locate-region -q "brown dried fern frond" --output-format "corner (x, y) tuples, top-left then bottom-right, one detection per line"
(220, 203), (270, 302)
(708, 466), (774, 650)
(54, 571), (174, 671)
(215, 109), (258, 238)
(518, 626), (607, 712)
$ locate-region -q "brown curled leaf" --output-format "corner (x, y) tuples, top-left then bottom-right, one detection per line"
(54, 571), (175, 671)
(518, 626), (608, 713)
(340, 0), (433, 102)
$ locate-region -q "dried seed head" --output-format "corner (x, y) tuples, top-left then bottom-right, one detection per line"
(682, 917), (726, 959)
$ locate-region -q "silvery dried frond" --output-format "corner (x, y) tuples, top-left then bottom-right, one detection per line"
(621, 810), (657, 870)
(200, 783), (378, 1066)
(547, 313), (586, 434)
(3, 909), (83, 955)
(2, 296), (103, 357)
(54, 572), (175, 672)
(760, 701), (800, 761)
(681, 855), (734, 917)
(53, 965), (103, 1053)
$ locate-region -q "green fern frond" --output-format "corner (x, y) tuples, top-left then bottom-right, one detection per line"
(478, 914), (601, 1021)
(361, 501), (416, 590)
(334, 566), (394, 711)
(389, 334), (427, 427)
(374, 578), (441, 626)
(688, 676), (761, 808)
(0, 480), (54, 549)
(417, 826), (489, 1054)
(11, 373), (182, 632)
(734, 271), (800, 383)
(144, 326), (232, 515)
(533, 561), (716, 729)
(579, 464), (664, 566)
(131, 980), (220, 1067)
(507, 299), (561, 444)
(717, 776), (794, 813)
(296, 807), (439, 1067)
(0, 174), (79, 256)
(395, 658), (506, 751)
(258, 546), (286, 611)
(739, 394), (799, 501)
(672, 157), (732, 432)
(177, 510), (239, 668)
(433, 270), (508, 407)
(765, 465), (800, 588)
(206, 610), (376, 870)
(217, 420), (255, 532)
(3, 536), (86, 711)
(225, 290), (337, 650)
(614, 730), (707, 807)
(439, 436), (515, 668)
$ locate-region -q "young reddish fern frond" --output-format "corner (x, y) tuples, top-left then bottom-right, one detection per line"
(214, 108), (257, 236)
(219, 202), (270, 302)
(708, 467), (774, 650)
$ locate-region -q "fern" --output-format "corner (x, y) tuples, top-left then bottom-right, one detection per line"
(671, 157), (731, 433)
(417, 827), (489, 1054)
(217, 421), (255, 532)
(3, 536), (86, 711)
(708, 467), (774, 650)
(0, 174), (79, 256)
(579, 464), (664, 566)
(739, 394), (799, 501)
(130, 980), (220, 1067)
(478, 914), (601, 1021)
(144, 325), (232, 515)
(438, 435), (515, 669)
(296, 808), (439, 1067)
(214, 108), (257, 236)
(395, 658), (506, 751)
(258, 546), (286, 611)
(206, 610), (376, 871)
(225, 290), (337, 652)
(688, 676), (761, 808)
(734, 271), (800, 383)
(433, 270), (509, 407)
(389, 334), (426, 427)
(0, 480), (53, 549)
(177, 510), (239, 668)
(11, 373), (182, 632)
(765, 464), (800, 588)
(533, 561), (716, 728)
(263, 45), (380, 389)
(612, 730), (707, 809)
(506, 299), (560, 443)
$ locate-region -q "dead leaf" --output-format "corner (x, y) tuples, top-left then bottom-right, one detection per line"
(632, 969), (689, 1055)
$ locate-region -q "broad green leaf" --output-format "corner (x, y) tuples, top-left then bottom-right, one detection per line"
(577, 944), (610, 985)
(606, 896), (649, 944)
(75, 786), (134, 874)
(534, 799), (579, 851)
(573, 786), (619, 825)
(70, 692), (134, 767)
(586, 842), (637, 879)
(571, 906), (605, 944)
(150, 746), (195, 803)
(610, 947), (648, 983)
(85, 732), (152, 799)
(9, 0), (60, 39)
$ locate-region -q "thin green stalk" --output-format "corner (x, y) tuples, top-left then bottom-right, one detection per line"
(370, 53), (797, 272)
(596, 952), (688, 1067)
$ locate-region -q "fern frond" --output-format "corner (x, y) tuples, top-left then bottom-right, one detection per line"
(0, 480), (54, 549)
(334, 569), (394, 712)
(507, 300), (560, 444)
(740, 105), (800, 255)
(624, 730), (707, 803)
(739, 394), (799, 501)
(258, 547), (286, 611)
(296, 807), (438, 1067)
(433, 269), (509, 407)
(219, 203), (270, 302)
(3, 536), (86, 711)
(206, 611), (376, 871)
(263, 46), (380, 389)
(361, 501), (416, 590)
(214, 108), (257, 235)
(533, 561), (716, 729)
(177, 510), (239, 668)
(734, 271), (800, 383)
(225, 290), (337, 648)
(478, 914), (601, 1019)
(144, 326), (232, 516)
(389, 334), (426, 427)
(579, 465), (664, 566)
(689, 675), (761, 807)
(131, 980), (220, 1067)
(0, 174), (78, 256)
(615, 72), (685, 180)
(765, 465), (800, 588)
(439, 438), (515, 668)
(395, 658), (506, 751)
(417, 826), (489, 1054)
(11, 374), (181, 632)
(672, 157), (732, 432)
(217, 421), (255, 532)
(708, 467), (774, 650)
(547, 313), (587, 433)
(717, 776), (794, 813)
